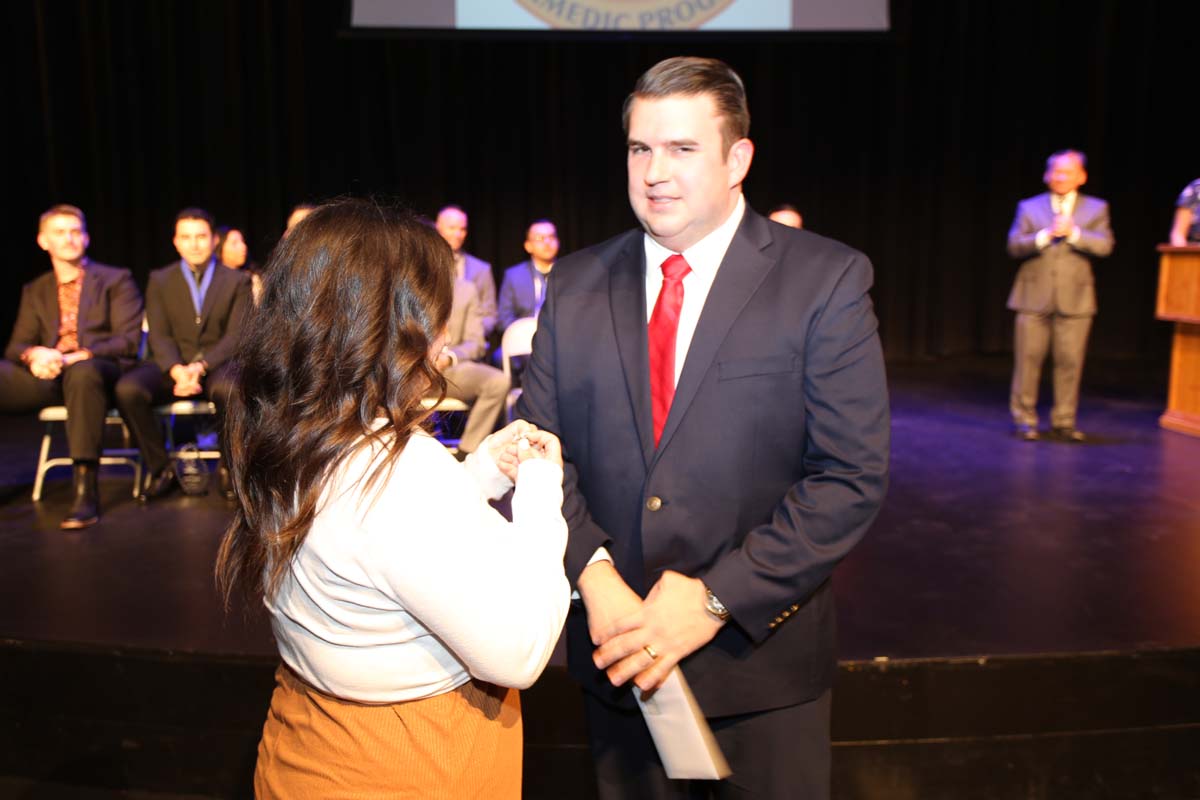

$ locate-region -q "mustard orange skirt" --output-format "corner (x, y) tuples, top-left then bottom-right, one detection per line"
(254, 664), (523, 799)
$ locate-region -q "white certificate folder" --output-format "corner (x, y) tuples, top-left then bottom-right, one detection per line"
(635, 667), (731, 780)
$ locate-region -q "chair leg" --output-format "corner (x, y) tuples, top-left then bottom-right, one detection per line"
(32, 424), (53, 502)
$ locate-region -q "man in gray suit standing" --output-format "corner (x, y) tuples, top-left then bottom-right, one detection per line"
(1006, 150), (1114, 442)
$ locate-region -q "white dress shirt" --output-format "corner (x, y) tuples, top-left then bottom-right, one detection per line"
(267, 429), (570, 703)
(643, 194), (746, 386)
(1035, 190), (1082, 249)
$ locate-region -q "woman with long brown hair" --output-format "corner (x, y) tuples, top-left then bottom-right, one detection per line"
(215, 198), (569, 798)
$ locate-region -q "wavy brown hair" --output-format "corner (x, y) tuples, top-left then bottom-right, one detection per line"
(214, 198), (454, 607)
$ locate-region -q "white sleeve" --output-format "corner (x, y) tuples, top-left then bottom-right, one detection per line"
(361, 442), (569, 689)
(462, 435), (514, 500)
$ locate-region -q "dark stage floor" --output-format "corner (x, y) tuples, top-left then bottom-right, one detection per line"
(1, 356), (1197, 662)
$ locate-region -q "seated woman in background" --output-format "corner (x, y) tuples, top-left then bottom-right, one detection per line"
(213, 224), (263, 302)
(1169, 178), (1200, 246)
(215, 199), (569, 799)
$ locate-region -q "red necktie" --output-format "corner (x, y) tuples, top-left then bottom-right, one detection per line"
(648, 254), (691, 446)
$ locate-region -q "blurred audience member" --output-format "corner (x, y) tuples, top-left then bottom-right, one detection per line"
(437, 274), (510, 456)
(215, 225), (262, 303)
(115, 208), (251, 502)
(285, 203), (316, 235)
(1169, 178), (1200, 246)
(1, 205), (142, 530)
(769, 203), (804, 229)
(498, 219), (558, 332)
(436, 205), (498, 336)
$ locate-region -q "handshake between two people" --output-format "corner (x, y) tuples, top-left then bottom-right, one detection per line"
(485, 419), (562, 483)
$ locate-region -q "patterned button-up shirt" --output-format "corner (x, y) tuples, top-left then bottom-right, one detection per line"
(54, 268), (84, 353)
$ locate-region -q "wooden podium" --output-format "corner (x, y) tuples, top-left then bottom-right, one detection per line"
(1156, 245), (1200, 437)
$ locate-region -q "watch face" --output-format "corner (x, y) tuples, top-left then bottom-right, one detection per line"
(705, 590), (729, 619)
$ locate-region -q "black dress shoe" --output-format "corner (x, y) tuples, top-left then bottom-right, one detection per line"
(1014, 424), (1040, 441)
(217, 464), (236, 501)
(139, 466), (179, 502)
(61, 461), (100, 530)
(1051, 426), (1086, 443)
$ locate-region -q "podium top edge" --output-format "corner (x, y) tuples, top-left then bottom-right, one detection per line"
(1156, 244), (1200, 253)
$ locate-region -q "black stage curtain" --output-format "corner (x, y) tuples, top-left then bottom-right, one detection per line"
(5, 0), (1198, 363)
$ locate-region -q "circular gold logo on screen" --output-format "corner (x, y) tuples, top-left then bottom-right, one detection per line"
(516, 0), (735, 30)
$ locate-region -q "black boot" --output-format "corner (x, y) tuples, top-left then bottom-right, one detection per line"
(139, 465), (179, 503)
(61, 461), (100, 530)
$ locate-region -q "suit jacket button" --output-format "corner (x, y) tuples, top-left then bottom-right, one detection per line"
(645, 496), (662, 512)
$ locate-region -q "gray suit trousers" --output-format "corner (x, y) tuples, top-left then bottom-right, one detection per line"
(1010, 311), (1093, 429)
(443, 361), (509, 453)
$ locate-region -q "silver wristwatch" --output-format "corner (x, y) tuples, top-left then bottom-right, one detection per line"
(704, 587), (730, 621)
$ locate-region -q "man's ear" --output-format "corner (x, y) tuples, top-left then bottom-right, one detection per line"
(727, 138), (754, 188)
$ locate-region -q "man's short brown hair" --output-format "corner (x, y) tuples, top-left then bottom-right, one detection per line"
(39, 204), (86, 233)
(622, 56), (750, 157)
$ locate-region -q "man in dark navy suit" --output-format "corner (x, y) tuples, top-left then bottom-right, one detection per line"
(1, 205), (142, 529)
(116, 207), (250, 501)
(516, 57), (889, 798)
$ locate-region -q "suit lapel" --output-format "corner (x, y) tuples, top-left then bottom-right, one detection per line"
(1074, 194), (1096, 223)
(167, 263), (192, 320)
(608, 233), (656, 467)
(653, 211), (776, 460)
(198, 264), (217, 323)
(77, 267), (103, 331)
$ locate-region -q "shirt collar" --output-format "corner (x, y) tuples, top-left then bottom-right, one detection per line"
(1054, 190), (1078, 206)
(181, 258), (215, 275)
(54, 258), (87, 285)
(643, 194), (745, 278)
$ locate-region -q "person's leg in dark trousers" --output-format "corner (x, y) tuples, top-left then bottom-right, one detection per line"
(0, 359), (62, 412)
(60, 358), (122, 461)
(584, 689), (832, 800)
(708, 691), (831, 799)
(584, 692), (689, 800)
(56, 358), (124, 529)
(201, 362), (237, 498)
(115, 362), (174, 498)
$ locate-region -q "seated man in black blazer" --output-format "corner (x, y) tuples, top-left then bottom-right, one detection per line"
(1, 204), (143, 529)
(115, 207), (251, 501)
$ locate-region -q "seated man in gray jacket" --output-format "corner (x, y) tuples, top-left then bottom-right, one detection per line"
(435, 278), (509, 455)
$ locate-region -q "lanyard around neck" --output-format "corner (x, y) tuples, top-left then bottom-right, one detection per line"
(180, 260), (215, 322)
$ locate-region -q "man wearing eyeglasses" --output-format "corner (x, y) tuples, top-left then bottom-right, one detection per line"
(498, 219), (559, 332)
